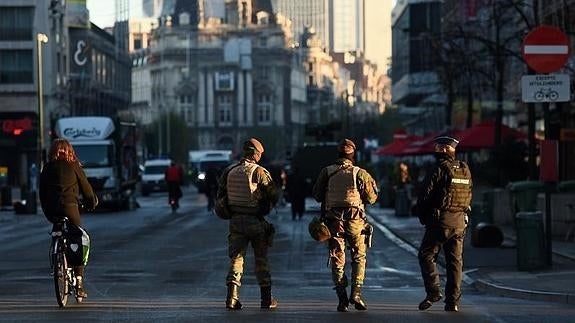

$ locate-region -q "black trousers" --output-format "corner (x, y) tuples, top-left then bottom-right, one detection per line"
(418, 226), (465, 305)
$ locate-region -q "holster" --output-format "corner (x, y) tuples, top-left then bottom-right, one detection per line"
(264, 221), (275, 247)
(362, 223), (374, 249)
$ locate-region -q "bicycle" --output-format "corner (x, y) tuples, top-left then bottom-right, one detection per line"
(49, 218), (84, 307)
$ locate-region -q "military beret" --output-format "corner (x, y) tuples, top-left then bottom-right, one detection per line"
(243, 137), (264, 153)
(338, 138), (356, 154)
(433, 135), (459, 148)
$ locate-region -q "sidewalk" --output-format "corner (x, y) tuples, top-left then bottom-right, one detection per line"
(367, 206), (575, 305)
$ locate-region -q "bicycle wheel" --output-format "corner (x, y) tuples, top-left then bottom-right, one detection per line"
(53, 243), (69, 307)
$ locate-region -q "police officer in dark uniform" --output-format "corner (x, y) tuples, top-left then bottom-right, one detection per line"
(412, 135), (472, 313)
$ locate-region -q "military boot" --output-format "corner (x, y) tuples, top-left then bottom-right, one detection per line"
(260, 286), (278, 309)
(349, 285), (367, 310)
(225, 283), (242, 310)
(334, 286), (349, 312)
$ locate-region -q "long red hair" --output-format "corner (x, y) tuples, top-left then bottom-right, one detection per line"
(48, 138), (80, 164)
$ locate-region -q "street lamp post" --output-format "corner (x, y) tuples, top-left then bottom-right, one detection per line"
(36, 33), (48, 171)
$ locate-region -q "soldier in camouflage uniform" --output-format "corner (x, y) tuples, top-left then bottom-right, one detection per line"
(312, 139), (378, 312)
(217, 138), (279, 310)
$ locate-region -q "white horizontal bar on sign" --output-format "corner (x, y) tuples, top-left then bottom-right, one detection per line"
(524, 45), (569, 54)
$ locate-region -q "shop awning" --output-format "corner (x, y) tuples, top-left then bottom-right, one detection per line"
(457, 120), (528, 150)
(375, 130), (421, 156)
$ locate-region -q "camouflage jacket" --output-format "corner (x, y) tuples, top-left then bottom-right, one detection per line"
(312, 158), (378, 207)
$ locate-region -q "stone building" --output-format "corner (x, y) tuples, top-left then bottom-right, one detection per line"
(145, 0), (303, 161)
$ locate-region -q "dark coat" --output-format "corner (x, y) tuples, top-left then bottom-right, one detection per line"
(39, 160), (97, 217)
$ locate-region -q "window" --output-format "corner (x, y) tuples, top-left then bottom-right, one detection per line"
(217, 95), (232, 126)
(0, 7), (33, 40)
(257, 93), (272, 124)
(259, 37), (267, 47)
(0, 50), (33, 83)
(178, 94), (195, 124)
(133, 37), (142, 50)
(258, 66), (270, 79)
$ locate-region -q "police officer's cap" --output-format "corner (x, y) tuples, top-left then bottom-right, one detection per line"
(243, 137), (264, 153)
(433, 135), (459, 148)
(338, 138), (356, 154)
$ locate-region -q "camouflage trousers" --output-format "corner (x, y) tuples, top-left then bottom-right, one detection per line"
(325, 207), (367, 288)
(226, 214), (272, 287)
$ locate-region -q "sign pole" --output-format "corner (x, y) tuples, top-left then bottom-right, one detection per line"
(522, 25), (571, 268)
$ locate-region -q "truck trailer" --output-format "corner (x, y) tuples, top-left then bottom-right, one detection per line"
(54, 116), (139, 210)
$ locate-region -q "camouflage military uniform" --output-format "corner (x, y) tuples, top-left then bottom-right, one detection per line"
(218, 159), (279, 288)
(312, 158), (378, 291)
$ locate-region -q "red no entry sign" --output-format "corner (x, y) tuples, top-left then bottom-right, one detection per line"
(522, 25), (570, 74)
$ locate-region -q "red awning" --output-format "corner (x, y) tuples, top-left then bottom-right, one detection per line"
(400, 130), (462, 156)
(457, 120), (528, 150)
(401, 131), (442, 155)
(375, 130), (421, 156)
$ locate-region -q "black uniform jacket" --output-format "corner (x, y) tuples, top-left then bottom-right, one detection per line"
(413, 153), (467, 229)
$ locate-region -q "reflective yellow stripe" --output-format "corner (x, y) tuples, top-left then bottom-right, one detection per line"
(452, 178), (470, 185)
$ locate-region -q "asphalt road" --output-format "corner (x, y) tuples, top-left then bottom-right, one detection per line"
(0, 186), (573, 322)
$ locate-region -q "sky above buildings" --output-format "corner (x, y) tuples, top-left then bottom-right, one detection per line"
(87, 0), (143, 28)
(87, 0), (395, 71)
(89, 0), (398, 29)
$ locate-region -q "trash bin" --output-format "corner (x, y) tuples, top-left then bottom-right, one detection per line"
(557, 180), (575, 193)
(515, 211), (546, 271)
(378, 183), (392, 208)
(480, 189), (501, 224)
(0, 186), (11, 207)
(470, 202), (482, 229)
(14, 189), (37, 214)
(394, 188), (410, 217)
(508, 181), (545, 214)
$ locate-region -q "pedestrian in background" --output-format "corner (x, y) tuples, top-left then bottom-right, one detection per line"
(39, 138), (98, 299)
(312, 139), (378, 312)
(204, 166), (220, 212)
(412, 135), (472, 312)
(217, 138), (279, 310)
(165, 161), (184, 208)
(393, 161), (412, 216)
(286, 165), (307, 220)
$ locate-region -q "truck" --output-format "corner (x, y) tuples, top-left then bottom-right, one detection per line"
(290, 142), (338, 196)
(188, 150), (233, 193)
(54, 116), (140, 210)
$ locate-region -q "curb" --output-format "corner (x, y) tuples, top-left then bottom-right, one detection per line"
(473, 279), (575, 305)
(368, 209), (575, 305)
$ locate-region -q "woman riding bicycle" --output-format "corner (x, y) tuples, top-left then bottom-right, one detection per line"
(39, 138), (98, 298)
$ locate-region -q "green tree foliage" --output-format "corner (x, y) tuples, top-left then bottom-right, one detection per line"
(143, 112), (190, 164)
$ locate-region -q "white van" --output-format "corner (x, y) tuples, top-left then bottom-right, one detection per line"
(141, 159), (172, 196)
(189, 151), (232, 193)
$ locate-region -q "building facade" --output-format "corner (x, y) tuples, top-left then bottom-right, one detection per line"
(0, 0), (68, 187)
(391, 0), (443, 135)
(145, 0), (297, 160)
